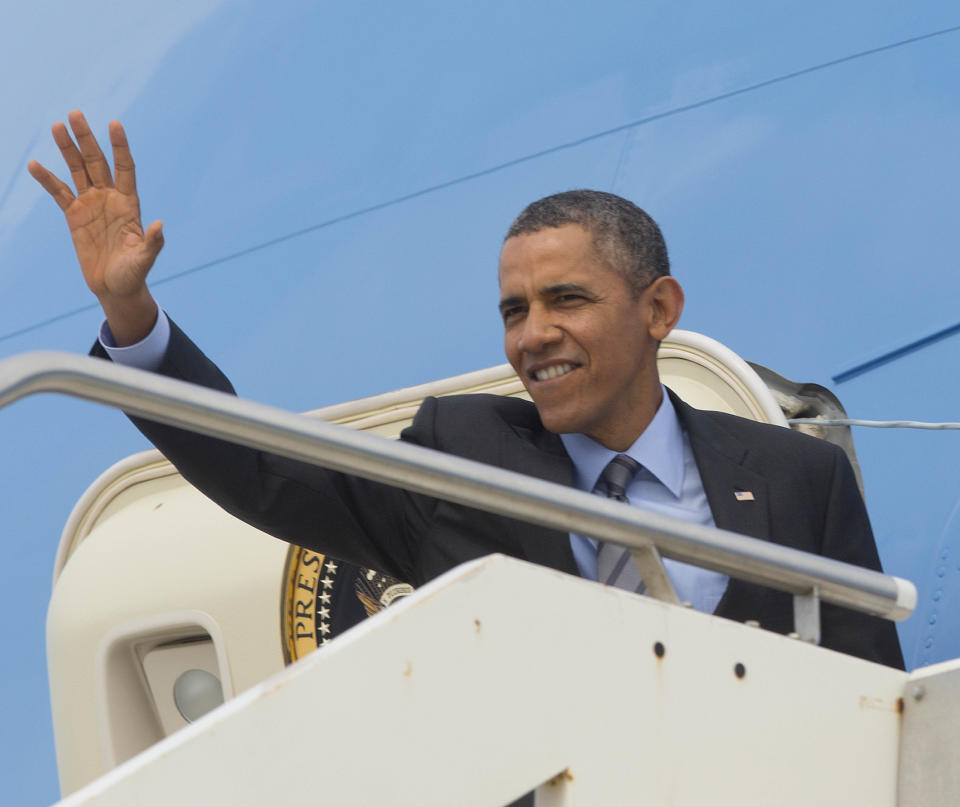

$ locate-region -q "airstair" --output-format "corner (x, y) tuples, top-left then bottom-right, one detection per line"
(0, 331), (954, 806)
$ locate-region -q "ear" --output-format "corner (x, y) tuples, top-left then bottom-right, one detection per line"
(645, 276), (684, 340)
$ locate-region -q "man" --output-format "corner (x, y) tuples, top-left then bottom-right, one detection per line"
(30, 112), (904, 668)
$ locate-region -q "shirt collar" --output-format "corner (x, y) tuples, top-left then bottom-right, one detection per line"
(559, 385), (685, 498)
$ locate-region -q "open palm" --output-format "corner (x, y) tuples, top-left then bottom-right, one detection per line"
(28, 111), (164, 302)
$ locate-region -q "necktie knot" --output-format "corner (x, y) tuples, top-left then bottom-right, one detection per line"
(596, 454), (641, 502)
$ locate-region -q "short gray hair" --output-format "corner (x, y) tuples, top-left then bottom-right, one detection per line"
(505, 190), (670, 296)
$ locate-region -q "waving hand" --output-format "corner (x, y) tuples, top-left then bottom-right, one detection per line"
(29, 111), (163, 344)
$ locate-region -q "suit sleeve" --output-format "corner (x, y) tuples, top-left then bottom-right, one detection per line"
(91, 319), (434, 583)
(817, 445), (905, 669)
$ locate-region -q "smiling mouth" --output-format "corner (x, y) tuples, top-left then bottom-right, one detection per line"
(531, 363), (576, 382)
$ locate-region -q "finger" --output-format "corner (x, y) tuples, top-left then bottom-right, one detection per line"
(27, 159), (77, 212)
(52, 121), (91, 193)
(68, 110), (114, 188)
(144, 220), (165, 260)
(109, 120), (137, 196)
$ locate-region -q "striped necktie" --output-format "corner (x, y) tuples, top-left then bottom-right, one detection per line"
(594, 454), (646, 594)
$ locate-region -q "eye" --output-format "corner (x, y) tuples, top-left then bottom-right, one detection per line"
(500, 305), (526, 323)
(555, 293), (587, 305)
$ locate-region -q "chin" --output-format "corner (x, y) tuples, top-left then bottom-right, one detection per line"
(533, 407), (583, 436)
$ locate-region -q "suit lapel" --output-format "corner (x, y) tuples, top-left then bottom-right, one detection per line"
(671, 391), (770, 542)
(670, 391), (778, 619)
(695, 445), (770, 542)
(498, 421), (580, 575)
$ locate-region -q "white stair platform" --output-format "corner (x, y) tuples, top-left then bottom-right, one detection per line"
(53, 554), (930, 806)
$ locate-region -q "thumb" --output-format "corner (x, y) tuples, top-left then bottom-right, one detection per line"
(144, 220), (164, 260)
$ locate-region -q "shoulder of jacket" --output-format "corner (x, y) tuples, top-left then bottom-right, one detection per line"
(691, 405), (845, 465)
(426, 393), (537, 415)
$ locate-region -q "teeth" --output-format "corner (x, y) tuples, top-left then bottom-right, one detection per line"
(534, 363), (574, 381)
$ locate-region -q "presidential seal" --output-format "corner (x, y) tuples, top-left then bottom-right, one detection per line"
(281, 545), (414, 663)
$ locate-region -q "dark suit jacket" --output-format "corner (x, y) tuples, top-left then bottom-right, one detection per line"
(95, 320), (904, 668)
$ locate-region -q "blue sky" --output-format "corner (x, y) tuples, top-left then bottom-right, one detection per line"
(2, 2), (959, 803)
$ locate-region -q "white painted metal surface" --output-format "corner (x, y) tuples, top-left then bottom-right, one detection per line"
(46, 487), (287, 791)
(53, 555), (909, 807)
(658, 330), (788, 426)
(898, 659), (960, 805)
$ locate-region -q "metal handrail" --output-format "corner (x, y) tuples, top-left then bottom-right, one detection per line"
(0, 351), (916, 635)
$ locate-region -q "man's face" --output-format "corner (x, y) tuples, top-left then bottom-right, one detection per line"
(498, 223), (666, 450)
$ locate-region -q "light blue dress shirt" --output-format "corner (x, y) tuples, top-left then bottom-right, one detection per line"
(560, 391), (729, 614)
(99, 310), (169, 370)
(102, 312), (729, 613)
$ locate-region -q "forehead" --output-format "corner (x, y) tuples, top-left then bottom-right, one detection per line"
(498, 223), (622, 292)
(500, 224), (597, 279)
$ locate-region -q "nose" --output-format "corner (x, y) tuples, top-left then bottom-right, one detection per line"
(517, 305), (561, 354)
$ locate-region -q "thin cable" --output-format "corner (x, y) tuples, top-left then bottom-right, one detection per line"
(789, 418), (960, 430)
(0, 301), (102, 344)
(4, 22), (959, 347)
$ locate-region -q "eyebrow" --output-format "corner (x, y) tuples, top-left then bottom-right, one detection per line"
(498, 283), (595, 313)
(498, 295), (524, 314)
(543, 282), (593, 296)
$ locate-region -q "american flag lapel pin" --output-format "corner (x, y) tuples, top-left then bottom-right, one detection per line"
(734, 490), (755, 502)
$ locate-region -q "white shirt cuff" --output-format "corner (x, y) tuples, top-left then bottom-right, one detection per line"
(99, 309), (171, 371)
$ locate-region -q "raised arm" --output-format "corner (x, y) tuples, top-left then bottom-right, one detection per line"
(28, 111), (163, 345)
